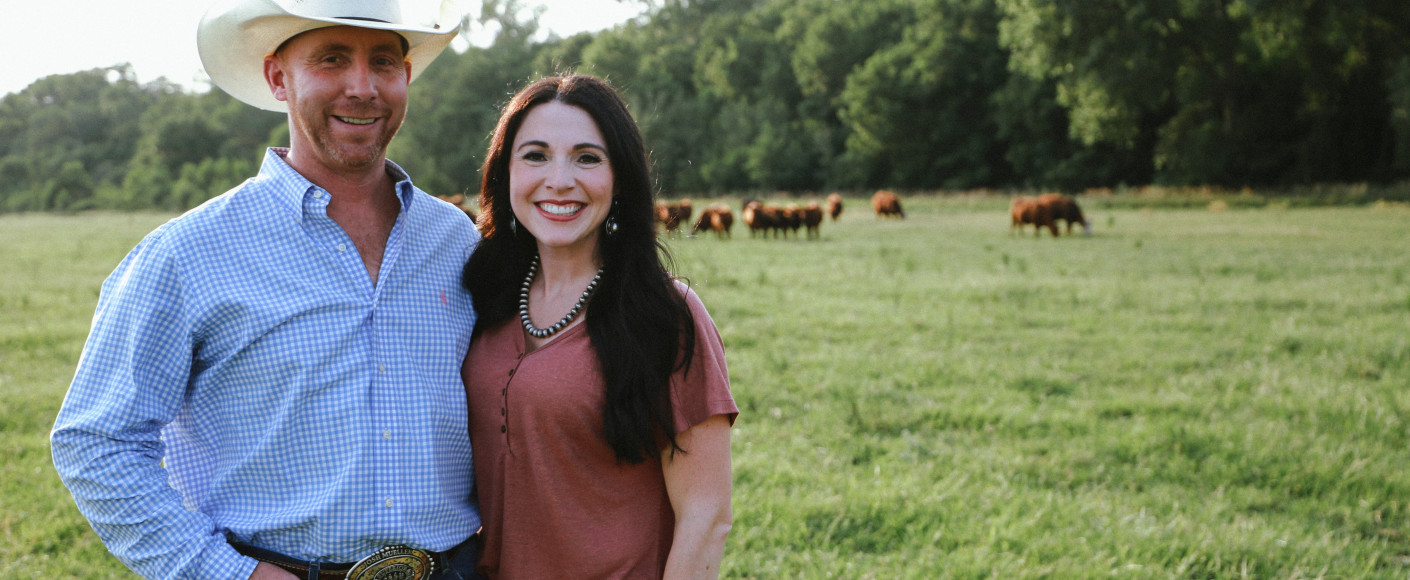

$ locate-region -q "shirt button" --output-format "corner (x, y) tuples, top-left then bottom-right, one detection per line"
(500, 408), (505, 416)
(508, 368), (515, 377)
(378, 364), (386, 373)
(382, 430), (391, 440)
(385, 498), (393, 508)
(337, 243), (348, 253)
(500, 425), (506, 433)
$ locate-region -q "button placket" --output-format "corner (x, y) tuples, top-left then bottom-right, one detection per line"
(501, 352), (525, 438)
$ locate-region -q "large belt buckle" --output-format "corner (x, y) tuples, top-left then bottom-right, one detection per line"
(346, 545), (435, 580)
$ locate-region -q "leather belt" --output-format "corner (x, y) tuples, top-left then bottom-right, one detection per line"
(236, 543), (438, 580)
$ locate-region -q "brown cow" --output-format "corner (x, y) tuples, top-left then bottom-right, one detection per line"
(655, 198), (693, 233)
(1037, 193), (1091, 236)
(692, 205), (734, 239)
(871, 190), (904, 219)
(1010, 195), (1057, 237)
(825, 193), (843, 221)
(801, 201), (823, 239)
(742, 200), (790, 238)
(741, 201), (772, 238)
(780, 203), (802, 238)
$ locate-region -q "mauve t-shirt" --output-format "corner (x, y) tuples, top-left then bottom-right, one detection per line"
(462, 284), (737, 579)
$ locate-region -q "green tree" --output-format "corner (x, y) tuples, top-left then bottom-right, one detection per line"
(391, 2), (543, 197)
(838, 0), (1013, 189)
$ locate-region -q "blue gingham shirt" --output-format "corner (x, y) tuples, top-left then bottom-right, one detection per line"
(52, 149), (481, 580)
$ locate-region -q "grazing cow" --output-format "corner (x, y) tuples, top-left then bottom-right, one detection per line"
(780, 203), (802, 238)
(437, 193), (478, 224)
(741, 201), (769, 238)
(1037, 193), (1091, 236)
(871, 190), (904, 219)
(801, 201), (823, 239)
(655, 198), (693, 233)
(692, 205), (734, 239)
(825, 193), (843, 221)
(742, 200), (786, 238)
(1010, 195), (1057, 237)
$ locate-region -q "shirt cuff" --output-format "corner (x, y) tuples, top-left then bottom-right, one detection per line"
(187, 539), (257, 580)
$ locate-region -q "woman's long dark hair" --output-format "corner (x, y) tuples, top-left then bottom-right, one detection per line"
(462, 75), (696, 463)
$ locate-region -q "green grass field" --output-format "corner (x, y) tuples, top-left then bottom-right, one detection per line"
(3, 197), (1408, 578)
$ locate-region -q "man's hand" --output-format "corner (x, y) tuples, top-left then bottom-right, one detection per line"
(249, 562), (300, 579)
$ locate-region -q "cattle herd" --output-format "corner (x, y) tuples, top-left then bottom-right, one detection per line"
(439, 190), (1093, 240)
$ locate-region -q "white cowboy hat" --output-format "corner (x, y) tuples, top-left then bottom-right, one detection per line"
(198, 0), (463, 112)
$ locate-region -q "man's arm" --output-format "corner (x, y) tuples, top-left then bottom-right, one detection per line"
(51, 237), (256, 580)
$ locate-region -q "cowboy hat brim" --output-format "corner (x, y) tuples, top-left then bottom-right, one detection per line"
(199, 0), (463, 112)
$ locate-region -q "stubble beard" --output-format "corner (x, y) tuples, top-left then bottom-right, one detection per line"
(300, 109), (402, 170)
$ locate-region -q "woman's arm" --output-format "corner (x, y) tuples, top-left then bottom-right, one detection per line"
(661, 414), (734, 580)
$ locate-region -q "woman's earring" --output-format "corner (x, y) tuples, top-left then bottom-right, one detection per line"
(604, 199), (620, 237)
(509, 215), (517, 235)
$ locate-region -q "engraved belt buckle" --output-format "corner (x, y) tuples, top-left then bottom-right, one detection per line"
(346, 545), (435, 580)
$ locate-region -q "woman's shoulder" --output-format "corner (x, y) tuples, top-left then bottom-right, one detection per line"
(669, 278), (722, 331)
(670, 277), (706, 308)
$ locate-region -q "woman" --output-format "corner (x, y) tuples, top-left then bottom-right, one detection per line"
(460, 75), (738, 579)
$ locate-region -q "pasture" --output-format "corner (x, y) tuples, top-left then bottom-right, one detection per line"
(2, 197), (1408, 578)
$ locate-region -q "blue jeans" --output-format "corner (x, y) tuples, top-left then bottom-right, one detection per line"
(434, 534), (482, 580)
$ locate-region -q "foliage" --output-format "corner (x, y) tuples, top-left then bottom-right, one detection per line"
(3, 0), (1410, 212)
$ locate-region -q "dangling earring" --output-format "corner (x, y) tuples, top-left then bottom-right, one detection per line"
(509, 215), (517, 236)
(604, 199), (620, 237)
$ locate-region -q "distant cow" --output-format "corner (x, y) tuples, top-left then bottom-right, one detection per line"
(1010, 195), (1056, 237)
(825, 193), (843, 221)
(742, 200), (786, 238)
(1037, 193), (1091, 236)
(871, 190), (904, 219)
(781, 204), (802, 238)
(655, 198), (693, 233)
(801, 201), (823, 239)
(437, 193), (478, 224)
(692, 205), (734, 239)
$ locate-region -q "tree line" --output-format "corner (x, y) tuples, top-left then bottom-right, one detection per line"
(3, 0), (1409, 213)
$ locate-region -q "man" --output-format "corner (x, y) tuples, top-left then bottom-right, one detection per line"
(50, 1), (481, 578)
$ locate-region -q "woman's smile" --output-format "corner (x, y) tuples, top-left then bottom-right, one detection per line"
(536, 201), (586, 218)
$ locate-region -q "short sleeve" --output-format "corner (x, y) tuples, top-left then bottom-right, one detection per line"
(668, 283), (738, 434)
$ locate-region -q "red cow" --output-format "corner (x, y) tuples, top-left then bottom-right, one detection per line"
(1037, 193), (1091, 236)
(655, 198), (693, 233)
(871, 190), (904, 219)
(825, 193), (843, 221)
(801, 201), (823, 239)
(742, 201), (788, 238)
(1010, 195), (1057, 237)
(692, 205), (734, 239)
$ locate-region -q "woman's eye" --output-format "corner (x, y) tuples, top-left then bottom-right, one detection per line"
(577, 154), (604, 165)
(522, 151), (547, 162)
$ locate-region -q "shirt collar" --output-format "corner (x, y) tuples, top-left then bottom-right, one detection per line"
(259, 147), (418, 219)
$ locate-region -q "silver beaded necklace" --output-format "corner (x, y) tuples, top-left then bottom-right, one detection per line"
(519, 255), (605, 339)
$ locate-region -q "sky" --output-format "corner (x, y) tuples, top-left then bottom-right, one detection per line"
(0, 0), (645, 98)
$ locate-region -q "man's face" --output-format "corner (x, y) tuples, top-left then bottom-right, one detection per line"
(265, 26), (411, 173)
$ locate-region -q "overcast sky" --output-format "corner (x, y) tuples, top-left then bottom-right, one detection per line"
(0, 0), (644, 97)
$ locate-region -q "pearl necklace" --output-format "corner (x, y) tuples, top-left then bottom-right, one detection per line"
(519, 256), (604, 339)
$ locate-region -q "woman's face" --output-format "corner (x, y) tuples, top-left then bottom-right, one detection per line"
(508, 101), (614, 259)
